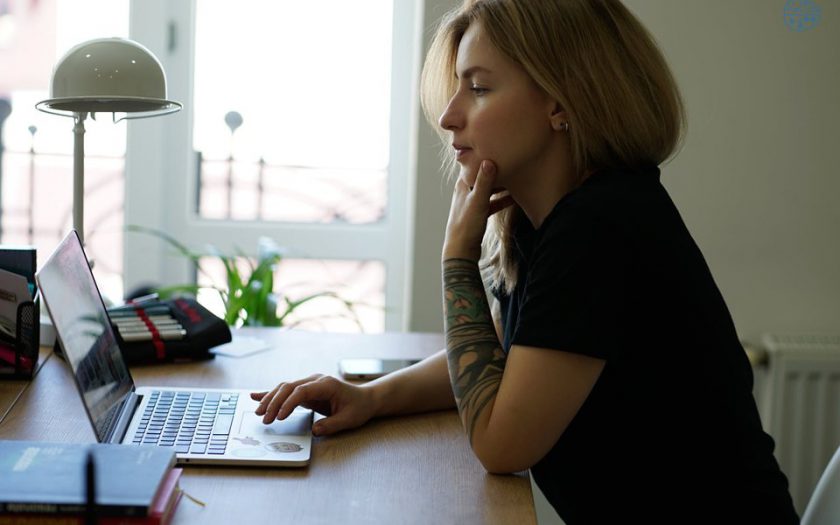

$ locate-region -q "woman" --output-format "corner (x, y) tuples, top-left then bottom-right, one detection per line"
(253, 1), (798, 522)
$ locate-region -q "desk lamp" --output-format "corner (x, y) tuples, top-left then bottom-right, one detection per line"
(36, 38), (181, 244)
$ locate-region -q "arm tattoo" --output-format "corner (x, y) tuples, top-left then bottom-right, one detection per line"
(442, 258), (507, 445)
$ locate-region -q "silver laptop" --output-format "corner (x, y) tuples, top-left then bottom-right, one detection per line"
(36, 230), (313, 467)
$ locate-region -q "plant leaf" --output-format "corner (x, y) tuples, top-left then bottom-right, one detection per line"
(127, 225), (368, 330)
(152, 284), (202, 299)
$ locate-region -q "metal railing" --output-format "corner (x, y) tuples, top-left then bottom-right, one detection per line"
(195, 112), (387, 223)
(0, 106), (385, 232)
(0, 102), (384, 329)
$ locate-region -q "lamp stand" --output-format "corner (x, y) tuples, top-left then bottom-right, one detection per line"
(38, 39), (182, 247)
(72, 112), (87, 245)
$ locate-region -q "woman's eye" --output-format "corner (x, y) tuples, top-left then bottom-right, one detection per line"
(470, 86), (489, 96)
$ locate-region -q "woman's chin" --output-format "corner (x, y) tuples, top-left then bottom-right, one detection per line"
(457, 164), (479, 186)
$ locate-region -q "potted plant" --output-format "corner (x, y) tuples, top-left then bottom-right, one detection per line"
(126, 225), (362, 329)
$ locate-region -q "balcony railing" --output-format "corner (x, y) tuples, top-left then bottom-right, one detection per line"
(0, 104), (385, 331)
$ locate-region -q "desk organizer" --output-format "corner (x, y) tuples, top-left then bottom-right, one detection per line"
(108, 297), (230, 365)
(0, 299), (40, 379)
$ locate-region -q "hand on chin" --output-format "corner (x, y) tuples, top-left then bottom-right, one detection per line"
(459, 163), (508, 196)
(457, 163), (479, 189)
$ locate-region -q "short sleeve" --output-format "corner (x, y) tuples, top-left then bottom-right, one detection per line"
(510, 214), (629, 360)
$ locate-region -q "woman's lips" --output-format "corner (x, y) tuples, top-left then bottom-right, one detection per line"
(454, 147), (472, 160)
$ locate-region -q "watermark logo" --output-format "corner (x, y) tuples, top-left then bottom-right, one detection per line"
(784, 0), (822, 32)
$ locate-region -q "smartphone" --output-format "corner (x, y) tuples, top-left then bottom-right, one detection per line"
(339, 358), (421, 380)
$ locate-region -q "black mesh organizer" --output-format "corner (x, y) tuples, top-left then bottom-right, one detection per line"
(0, 299), (40, 380)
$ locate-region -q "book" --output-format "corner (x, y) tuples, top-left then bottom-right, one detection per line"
(0, 468), (183, 525)
(0, 441), (176, 517)
(148, 468), (183, 525)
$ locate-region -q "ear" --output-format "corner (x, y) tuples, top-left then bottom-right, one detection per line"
(549, 103), (567, 131)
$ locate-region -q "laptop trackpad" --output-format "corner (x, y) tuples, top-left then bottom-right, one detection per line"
(228, 409), (313, 460)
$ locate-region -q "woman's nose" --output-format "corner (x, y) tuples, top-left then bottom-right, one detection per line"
(438, 96), (462, 131)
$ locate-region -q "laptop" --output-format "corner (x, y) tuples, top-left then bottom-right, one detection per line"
(36, 230), (313, 467)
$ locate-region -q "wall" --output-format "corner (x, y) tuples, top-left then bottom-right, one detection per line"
(408, 0), (840, 347)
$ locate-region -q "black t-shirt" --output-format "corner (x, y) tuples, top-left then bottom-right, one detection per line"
(494, 165), (798, 524)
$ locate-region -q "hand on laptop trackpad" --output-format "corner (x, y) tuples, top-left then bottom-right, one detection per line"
(238, 408), (313, 437)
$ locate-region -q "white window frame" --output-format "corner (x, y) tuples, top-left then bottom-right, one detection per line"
(123, 0), (422, 331)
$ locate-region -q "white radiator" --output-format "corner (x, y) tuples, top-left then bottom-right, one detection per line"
(759, 333), (840, 515)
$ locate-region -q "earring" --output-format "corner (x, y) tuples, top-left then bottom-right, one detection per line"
(560, 122), (569, 132)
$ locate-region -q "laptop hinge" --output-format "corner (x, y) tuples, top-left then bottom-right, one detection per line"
(106, 392), (142, 444)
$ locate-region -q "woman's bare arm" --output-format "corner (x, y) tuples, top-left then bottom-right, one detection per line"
(366, 349), (456, 417)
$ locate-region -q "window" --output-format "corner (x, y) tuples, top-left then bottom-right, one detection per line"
(193, 2), (391, 225)
(124, 1), (420, 331)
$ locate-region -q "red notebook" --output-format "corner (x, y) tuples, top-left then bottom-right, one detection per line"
(147, 467), (184, 525)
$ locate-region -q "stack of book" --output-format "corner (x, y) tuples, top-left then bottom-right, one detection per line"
(0, 441), (183, 525)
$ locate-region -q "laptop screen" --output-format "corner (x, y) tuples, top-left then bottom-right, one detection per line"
(36, 230), (134, 442)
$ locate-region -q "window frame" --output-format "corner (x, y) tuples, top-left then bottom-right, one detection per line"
(123, 0), (422, 331)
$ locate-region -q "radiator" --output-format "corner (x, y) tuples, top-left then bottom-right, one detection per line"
(759, 333), (840, 515)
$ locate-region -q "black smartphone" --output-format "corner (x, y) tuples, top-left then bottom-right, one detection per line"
(339, 358), (421, 380)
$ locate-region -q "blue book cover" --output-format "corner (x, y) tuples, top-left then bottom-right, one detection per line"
(0, 441), (176, 516)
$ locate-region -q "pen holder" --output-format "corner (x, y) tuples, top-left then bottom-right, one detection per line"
(0, 299), (40, 380)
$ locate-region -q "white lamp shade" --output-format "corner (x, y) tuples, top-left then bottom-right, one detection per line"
(36, 37), (181, 118)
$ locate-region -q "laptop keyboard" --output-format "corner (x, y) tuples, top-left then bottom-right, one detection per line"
(131, 390), (239, 455)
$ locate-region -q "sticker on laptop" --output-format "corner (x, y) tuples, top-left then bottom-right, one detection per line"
(266, 442), (303, 453)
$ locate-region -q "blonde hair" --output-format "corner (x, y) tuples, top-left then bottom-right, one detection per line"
(420, 0), (687, 294)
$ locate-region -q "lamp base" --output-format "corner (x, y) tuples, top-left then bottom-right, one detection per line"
(40, 313), (56, 347)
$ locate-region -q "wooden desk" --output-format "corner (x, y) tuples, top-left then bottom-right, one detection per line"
(0, 347), (53, 424)
(0, 330), (536, 524)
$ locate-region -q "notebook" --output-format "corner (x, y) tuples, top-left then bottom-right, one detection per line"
(36, 230), (313, 467)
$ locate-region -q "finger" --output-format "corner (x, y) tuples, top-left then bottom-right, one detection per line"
(278, 380), (335, 421)
(255, 385), (281, 415)
(458, 160), (498, 192)
(263, 382), (303, 422)
(488, 195), (515, 216)
(250, 391), (268, 401)
(257, 374), (323, 417)
(471, 160), (497, 198)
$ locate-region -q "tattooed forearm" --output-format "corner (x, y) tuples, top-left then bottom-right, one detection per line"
(442, 258), (507, 445)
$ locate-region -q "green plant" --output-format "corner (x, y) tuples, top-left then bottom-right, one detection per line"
(127, 225), (362, 329)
